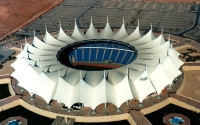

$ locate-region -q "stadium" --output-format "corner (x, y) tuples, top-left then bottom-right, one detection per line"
(2, 0), (200, 124)
(10, 16), (183, 116)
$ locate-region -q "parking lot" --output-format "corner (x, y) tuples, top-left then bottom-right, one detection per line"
(21, 0), (197, 37)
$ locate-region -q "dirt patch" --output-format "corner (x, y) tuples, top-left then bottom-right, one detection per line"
(175, 45), (200, 62)
(177, 66), (200, 101)
(194, 89), (200, 96)
(0, 6), (10, 21)
(0, 0), (63, 40)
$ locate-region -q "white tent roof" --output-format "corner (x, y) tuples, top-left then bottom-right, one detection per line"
(53, 76), (72, 106)
(137, 51), (167, 60)
(99, 17), (114, 39)
(11, 53), (22, 69)
(48, 65), (66, 72)
(92, 78), (107, 109)
(114, 75), (133, 107)
(111, 18), (128, 40)
(29, 54), (56, 62)
(105, 81), (117, 107)
(70, 80), (81, 107)
(26, 43), (57, 56)
(130, 70), (156, 102)
(23, 42), (28, 52)
(168, 48), (184, 69)
(11, 58), (28, 82)
(130, 29), (156, 46)
(57, 25), (77, 43)
(121, 26), (142, 43)
(135, 34), (166, 49)
(79, 79), (96, 109)
(107, 70), (124, 85)
(11, 58), (41, 97)
(138, 41), (170, 54)
(32, 36), (61, 51)
(84, 71), (104, 87)
(18, 65), (40, 95)
(43, 30), (66, 47)
(11, 57), (29, 72)
(128, 63), (145, 71)
(133, 58), (159, 66)
(39, 60), (60, 67)
(33, 72), (58, 103)
(86, 17), (99, 39)
(11, 20), (184, 109)
(63, 70), (81, 86)
(149, 64), (172, 94)
(162, 56), (182, 81)
(71, 19), (88, 41)
(129, 69), (143, 82)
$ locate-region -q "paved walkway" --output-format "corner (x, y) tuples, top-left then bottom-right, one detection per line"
(129, 110), (151, 125)
(171, 94), (200, 110)
(0, 95), (21, 107)
(0, 75), (10, 79)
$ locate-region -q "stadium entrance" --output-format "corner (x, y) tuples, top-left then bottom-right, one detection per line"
(57, 39), (137, 71)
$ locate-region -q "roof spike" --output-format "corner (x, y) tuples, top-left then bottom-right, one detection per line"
(45, 25), (47, 32)
(58, 68), (60, 77)
(39, 59), (42, 73)
(123, 17), (124, 24)
(151, 23), (152, 30)
(138, 19), (139, 26)
(168, 34), (171, 42)
(20, 44), (23, 52)
(28, 59), (30, 66)
(161, 28), (163, 35)
(25, 36), (27, 44)
(170, 42), (173, 49)
(104, 70), (105, 79)
(159, 58), (161, 64)
(80, 70), (82, 79)
(47, 66), (50, 72)
(59, 21), (61, 28)
(107, 16), (109, 23)
(64, 69), (68, 77)
(75, 18), (77, 25)
(21, 45), (23, 59)
(145, 62), (148, 71)
(167, 50), (169, 56)
(91, 16), (92, 23)
(34, 61), (37, 66)
(126, 67), (129, 76)
(107, 71), (109, 78)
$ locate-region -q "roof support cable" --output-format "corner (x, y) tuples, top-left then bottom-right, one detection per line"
(120, 51), (128, 64)
(127, 52), (134, 64)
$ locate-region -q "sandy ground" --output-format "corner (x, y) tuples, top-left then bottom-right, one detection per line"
(175, 45), (200, 52)
(145, 0), (200, 2)
(175, 45), (200, 62)
(177, 66), (200, 101)
(176, 44), (200, 102)
(0, 49), (19, 75)
(0, 0), (62, 40)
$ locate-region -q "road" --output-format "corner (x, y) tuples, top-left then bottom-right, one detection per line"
(179, 4), (200, 36)
(76, 0), (100, 28)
